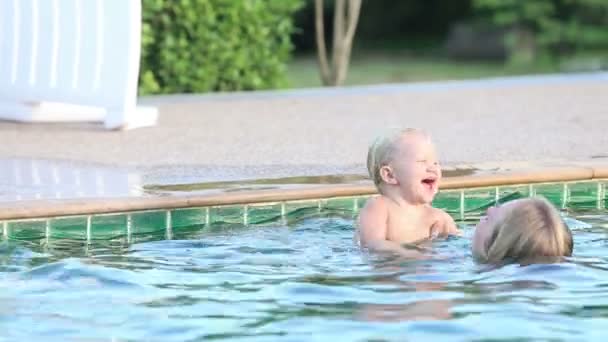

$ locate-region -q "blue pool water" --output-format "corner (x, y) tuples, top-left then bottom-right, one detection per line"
(1, 208), (607, 341)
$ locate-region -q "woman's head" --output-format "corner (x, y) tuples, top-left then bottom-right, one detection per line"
(473, 197), (573, 265)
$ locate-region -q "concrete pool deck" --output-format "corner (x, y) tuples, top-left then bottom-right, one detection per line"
(1, 72), (607, 203)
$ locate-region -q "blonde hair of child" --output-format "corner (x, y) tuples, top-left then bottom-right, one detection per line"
(367, 128), (428, 191)
(476, 197), (573, 264)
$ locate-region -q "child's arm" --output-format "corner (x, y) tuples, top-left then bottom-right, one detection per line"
(430, 209), (461, 238)
(358, 198), (425, 258)
(358, 197), (389, 245)
(441, 211), (461, 235)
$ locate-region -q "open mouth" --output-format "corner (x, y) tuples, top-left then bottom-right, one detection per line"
(421, 178), (437, 189)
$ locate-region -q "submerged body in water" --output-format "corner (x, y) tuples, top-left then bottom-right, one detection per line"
(0, 206), (605, 340)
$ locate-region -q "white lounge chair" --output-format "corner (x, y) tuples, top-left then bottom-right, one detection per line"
(0, 0), (157, 130)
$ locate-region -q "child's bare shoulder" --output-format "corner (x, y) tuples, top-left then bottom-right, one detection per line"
(360, 196), (390, 215)
(429, 206), (452, 219)
(365, 195), (388, 206)
(357, 196), (392, 243)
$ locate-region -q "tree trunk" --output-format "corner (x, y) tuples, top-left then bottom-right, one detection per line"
(314, 0), (362, 86)
(335, 0), (361, 85)
(314, 0), (331, 85)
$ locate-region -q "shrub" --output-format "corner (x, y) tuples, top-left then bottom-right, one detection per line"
(140, 0), (304, 94)
(473, 0), (608, 64)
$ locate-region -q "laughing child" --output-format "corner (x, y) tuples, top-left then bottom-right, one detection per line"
(357, 128), (460, 252)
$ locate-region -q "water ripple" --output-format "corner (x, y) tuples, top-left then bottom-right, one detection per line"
(0, 210), (607, 340)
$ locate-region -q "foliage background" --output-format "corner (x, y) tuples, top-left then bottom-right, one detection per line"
(140, 0), (608, 93)
(139, 0), (304, 94)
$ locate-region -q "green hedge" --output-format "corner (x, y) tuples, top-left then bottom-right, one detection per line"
(473, 0), (608, 63)
(140, 0), (304, 94)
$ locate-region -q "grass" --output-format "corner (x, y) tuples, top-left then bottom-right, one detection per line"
(286, 52), (587, 89)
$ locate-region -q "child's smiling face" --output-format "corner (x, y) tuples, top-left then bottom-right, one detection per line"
(385, 133), (441, 204)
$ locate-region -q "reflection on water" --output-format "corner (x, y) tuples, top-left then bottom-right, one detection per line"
(0, 210), (607, 340)
(0, 158), (142, 202)
(0, 158), (478, 201)
(143, 168), (477, 195)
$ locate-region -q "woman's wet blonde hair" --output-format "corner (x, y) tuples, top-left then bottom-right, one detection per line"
(475, 197), (573, 265)
(367, 128), (428, 191)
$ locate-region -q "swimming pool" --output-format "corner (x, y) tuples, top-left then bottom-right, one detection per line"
(0, 180), (607, 340)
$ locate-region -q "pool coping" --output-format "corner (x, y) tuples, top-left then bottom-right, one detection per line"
(1, 165), (607, 221)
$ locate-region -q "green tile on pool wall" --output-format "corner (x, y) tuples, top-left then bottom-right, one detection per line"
(602, 182), (608, 209)
(8, 220), (47, 240)
(496, 185), (529, 204)
(171, 208), (208, 229)
(436, 186), (528, 219)
(533, 183), (566, 207)
(2, 180), (606, 242)
(285, 200), (324, 222)
(323, 197), (360, 213)
(433, 191), (461, 214)
(462, 188), (496, 215)
(131, 211), (166, 235)
(209, 206), (244, 225)
(247, 204), (283, 225)
(91, 214), (128, 240)
(50, 216), (87, 239)
(569, 182), (600, 208)
(355, 196), (372, 213)
(357, 196), (372, 208)
(285, 200), (319, 213)
(604, 182), (608, 208)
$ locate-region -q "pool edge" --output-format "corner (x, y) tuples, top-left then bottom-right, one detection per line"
(1, 165), (607, 220)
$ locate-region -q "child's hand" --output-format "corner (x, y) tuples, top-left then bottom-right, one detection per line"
(430, 212), (461, 239)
